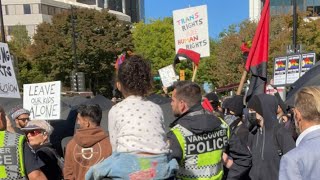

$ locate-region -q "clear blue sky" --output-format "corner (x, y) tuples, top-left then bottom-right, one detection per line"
(145, 0), (249, 39)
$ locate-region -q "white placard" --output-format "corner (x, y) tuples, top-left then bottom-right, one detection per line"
(23, 81), (61, 120)
(286, 55), (301, 84)
(0, 43), (20, 98)
(173, 5), (210, 57)
(273, 56), (287, 86)
(300, 53), (315, 76)
(158, 65), (178, 88)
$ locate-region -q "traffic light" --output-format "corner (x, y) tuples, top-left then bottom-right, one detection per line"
(70, 72), (86, 92)
(153, 76), (161, 81)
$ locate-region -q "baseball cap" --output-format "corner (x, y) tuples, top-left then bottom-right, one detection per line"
(21, 120), (54, 135)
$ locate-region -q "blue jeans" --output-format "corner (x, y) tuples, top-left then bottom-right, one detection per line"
(85, 152), (178, 180)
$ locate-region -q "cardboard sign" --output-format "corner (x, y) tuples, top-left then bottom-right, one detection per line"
(273, 56), (287, 86)
(158, 65), (178, 88)
(286, 54), (301, 84)
(300, 53), (315, 76)
(173, 5), (210, 57)
(23, 81), (61, 120)
(0, 43), (20, 98)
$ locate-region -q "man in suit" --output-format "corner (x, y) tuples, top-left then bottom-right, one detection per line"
(279, 86), (320, 180)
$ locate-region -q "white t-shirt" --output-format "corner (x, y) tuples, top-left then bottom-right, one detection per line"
(108, 95), (169, 154)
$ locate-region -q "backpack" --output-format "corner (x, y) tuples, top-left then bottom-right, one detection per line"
(38, 146), (65, 174)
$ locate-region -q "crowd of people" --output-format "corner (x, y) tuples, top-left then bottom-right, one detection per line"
(0, 55), (319, 180)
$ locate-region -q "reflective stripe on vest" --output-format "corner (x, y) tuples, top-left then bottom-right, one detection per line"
(0, 131), (26, 179)
(186, 110), (230, 139)
(218, 117), (230, 139)
(172, 124), (228, 180)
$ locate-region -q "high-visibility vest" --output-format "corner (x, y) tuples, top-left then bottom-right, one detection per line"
(171, 121), (229, 180)
(0, 131), (26, 180)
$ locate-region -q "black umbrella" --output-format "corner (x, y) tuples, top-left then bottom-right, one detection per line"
(147, 94), (171, 105)
(147, 94), (175, 132)
(286, 61), (320, 107)
(0, 97), (23, 115)
(83, 94), (113, 131)
(61, 96), (88, 108)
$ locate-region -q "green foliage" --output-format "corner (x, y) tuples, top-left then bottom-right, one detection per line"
(130, 12), (320, 94)
(132, 17), (176, 76)
(7, 25), (33, 87)
(9, 25), (30, 51)
(15, 10), (320, 96)
(26, 8), (133, 97)
(197, 20), (256, 89)
(298, 17), (320, 55)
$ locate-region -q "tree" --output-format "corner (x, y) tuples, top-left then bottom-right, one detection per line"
(196, 21), (256, 89)
(7, 25), (35, 86)
(132, 18), (176, 75)
(26, 8), (133, 97)
(198, 13), (320, 90)
(131, 13), (320, 93)
(132, 18), (177, 92)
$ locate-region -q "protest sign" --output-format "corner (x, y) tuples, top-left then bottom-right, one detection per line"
(0, 43), (20, 98)
(300, 53), (315, 76)
(173, 5), (210, 57)
(158, 65), (179, 88)
(23, 81), (61, 120)
(273, 56), (287, 86)
(286, 54), (301, 84)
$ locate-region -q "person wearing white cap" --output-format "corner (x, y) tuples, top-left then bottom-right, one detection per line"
(0, 106), (47, 180)
(22, 120), (63, 180)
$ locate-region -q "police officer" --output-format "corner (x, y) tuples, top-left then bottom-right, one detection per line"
(168, 81), (229, 180)
(0, 106), (47, 180)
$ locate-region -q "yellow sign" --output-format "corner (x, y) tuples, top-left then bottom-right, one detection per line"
(180, 70), (185, 80)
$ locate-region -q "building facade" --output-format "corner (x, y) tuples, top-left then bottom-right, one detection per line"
(104, 0), (145, 23)
(249, 0), (263, 21)
(249, 0), (320, 21)
(2, 0), (144, 38)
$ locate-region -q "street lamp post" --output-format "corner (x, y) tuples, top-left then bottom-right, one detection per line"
(71, 5), (78, 91)
(293, 0), (297, 53)
(0, 0), (6, 43)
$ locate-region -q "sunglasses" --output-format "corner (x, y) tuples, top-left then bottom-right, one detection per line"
(17, 118), (30, 121)
(27, 130), (44, 136)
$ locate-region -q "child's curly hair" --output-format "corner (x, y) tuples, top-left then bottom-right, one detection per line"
(117, 55), (152, 97)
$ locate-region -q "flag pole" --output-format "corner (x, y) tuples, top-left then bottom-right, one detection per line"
(236, 70), (248, 95)
(192, 65), (198, 82)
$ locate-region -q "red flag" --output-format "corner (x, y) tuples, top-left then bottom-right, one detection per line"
(245, 0), (270, 102)
(202, 98), (214, 112)
(240, 42), (250, 53)
(174, 48), (201, 66)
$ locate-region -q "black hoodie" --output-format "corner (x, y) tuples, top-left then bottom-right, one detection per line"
(35, 143), (63, 180)
(247, 94), (295, 180)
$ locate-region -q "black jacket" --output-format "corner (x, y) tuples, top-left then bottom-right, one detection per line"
(35, 143), (63, 180)
(247, 94), (295, 180)
(167, 104), (251, 179)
